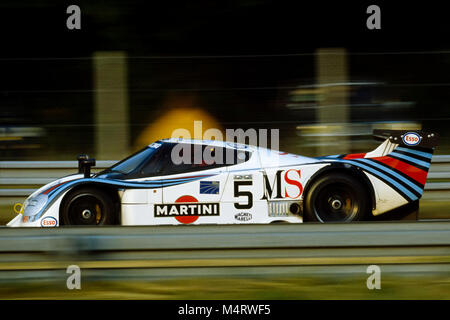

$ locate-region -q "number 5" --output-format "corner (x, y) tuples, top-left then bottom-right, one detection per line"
(234, 181), (253, 209)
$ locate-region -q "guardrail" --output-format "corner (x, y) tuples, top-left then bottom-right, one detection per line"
(0, 160), (117, 197)
(1, 156), (450, 198)
(0, 222), (448, 279)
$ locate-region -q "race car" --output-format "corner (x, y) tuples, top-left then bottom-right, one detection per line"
(7, 129), (438, 227)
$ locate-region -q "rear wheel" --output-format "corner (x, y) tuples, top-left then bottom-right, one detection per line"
(304, 173), (370, 222)
(61, 188), (116, 226)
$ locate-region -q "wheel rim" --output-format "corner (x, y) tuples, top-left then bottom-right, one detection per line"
(67, 195), (104, 225)
(313, 182), (359, 222)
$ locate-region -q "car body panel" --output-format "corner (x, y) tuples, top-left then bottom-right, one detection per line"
(7, 130), (437, 227)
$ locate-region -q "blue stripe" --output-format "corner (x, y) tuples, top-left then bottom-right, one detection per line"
(156, 175), (214, 183)
(395, 147), (433, 159)
(110, 180), (162, 186)
(357, 159), (423, 194)
(125, 176), (213, 184)
(36, 174), (216, 221)
(164, 180), (193, 187)
(49, 176), (210, 196)
(390, 152), (431, 168)
(325, 155), (342, 158)
(336, 160), (418, 201)
(317, 155), (341, 159)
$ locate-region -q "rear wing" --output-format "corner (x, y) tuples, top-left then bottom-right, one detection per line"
(318, 129), (439, 159)
(373, 129), (439, 149)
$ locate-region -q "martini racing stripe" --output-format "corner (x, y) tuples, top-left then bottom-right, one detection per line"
(318, 153), (367, 160)
(42, 182), (67, 195)
(46, 174), (215, 196)
(395, 147), (433, 160)
(37, 174), (217, 220)
(371, 156), (428, 185)
(365, 158), (425, 189)
(387, 154), (430, 172)
(46, 178), (164, 197)
(391, 149), (432, 163)
(329, 159), (418, 202)
(315, 154), (343, 159)
(342, 153), (367, 160)
(389, 152), (431, 170)
(352, 159), (422, 197)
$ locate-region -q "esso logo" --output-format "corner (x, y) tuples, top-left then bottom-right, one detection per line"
(402, 132), (421, 146)
(40, 217), (57, 227)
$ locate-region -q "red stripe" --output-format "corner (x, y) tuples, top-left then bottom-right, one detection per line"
(343, 153), (366, 160)
(42, 182), (65, 195)
(373, 156), (428, 185)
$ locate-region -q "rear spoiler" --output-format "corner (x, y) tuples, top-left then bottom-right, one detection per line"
(373, 129), (439, 148)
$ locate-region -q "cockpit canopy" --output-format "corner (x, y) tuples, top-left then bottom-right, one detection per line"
(99, 140), (252, 179)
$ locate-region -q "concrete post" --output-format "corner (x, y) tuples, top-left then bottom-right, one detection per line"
(93, 51), (130, 160)
(316, 48), (350, 155)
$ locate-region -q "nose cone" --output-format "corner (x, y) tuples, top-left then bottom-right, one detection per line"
(7, 214), (23, 227)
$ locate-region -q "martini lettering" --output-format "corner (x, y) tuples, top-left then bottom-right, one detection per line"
(155, 203), (219, 217)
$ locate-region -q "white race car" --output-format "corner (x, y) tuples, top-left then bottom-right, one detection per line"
(7, 129), (438, 227)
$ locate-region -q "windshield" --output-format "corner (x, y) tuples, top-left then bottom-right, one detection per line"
(108, 144), (161, 174)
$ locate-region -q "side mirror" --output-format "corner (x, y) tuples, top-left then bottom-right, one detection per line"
(77, 154), (96, 178)
(77, 154), (89, 173)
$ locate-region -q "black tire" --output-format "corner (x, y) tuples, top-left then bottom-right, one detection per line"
(304, 173), (371, 222)
(60, 187), (116, 226)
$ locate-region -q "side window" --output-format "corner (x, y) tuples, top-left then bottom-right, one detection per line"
(116, 143), (254, 178)
(139, 144), (171, 177)
(162, 144), (226, 175)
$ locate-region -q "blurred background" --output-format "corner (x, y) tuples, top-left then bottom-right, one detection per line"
(1, 1), (450, 161)
(0, 0), (449, 299)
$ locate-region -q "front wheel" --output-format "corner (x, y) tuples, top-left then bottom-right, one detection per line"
(304, 173), (371, 223)
(60, 188), (116, 226)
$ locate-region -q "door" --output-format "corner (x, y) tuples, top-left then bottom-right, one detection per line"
(221, 147), (268, 224)
(156, 143), (229, 225)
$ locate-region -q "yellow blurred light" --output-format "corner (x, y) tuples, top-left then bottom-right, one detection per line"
(135, 96), (223, 151)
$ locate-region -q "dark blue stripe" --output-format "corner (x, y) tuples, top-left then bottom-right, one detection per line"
(355, 159), (423, 194)
(389, 152), (431, 169)
(334, 160), (418, 201)
(36, 175), (216, 221)
(396, 147), (432, 159)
